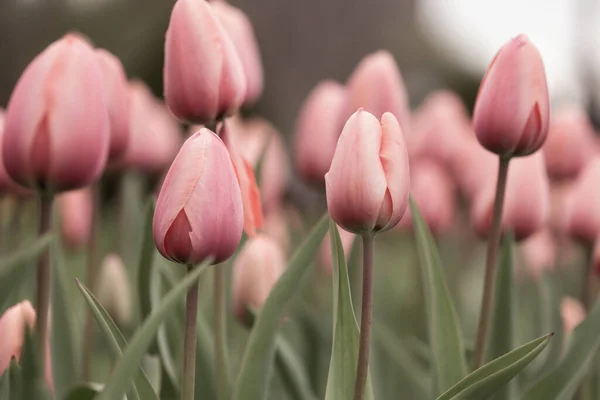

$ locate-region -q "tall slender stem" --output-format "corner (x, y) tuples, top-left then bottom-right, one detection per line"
(182, 265), (199, 400)
(473, 157), (510, 370)
(353, 234), (375, 400)
(214, 266), (230, 400)
(36, 196), (53, 368)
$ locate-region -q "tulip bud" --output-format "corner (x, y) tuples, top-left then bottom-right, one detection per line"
(543, 106), (596, 180)
(400, 159), (456, 235)
(519, 229), (556, 280)
(153, 128), (243, 265)
(473, 35), (550, 158)
(549, 182), (575, 235)
(212, 1), (263, 104)
(345, 51), (410, 132)
(262, 207), (291, 253)
(3, 34), (110, 192)
(96, 253), (132, 326)
(565, 157), (600, 244)
(319, 227), (355, 275)
(560, 297), (585, 335)
(326, 110), (410, 234)
(57, 187), (93, 248)
(294, 81), (347, 185)
(472, 152), (550, 241)
(451, 135), (498, 202)
(0, 301), (36, 374)
(95, 49), (130, 162)
(164, 0), (246, 123)
(0, 110), (30, 196)
(118, 81), (182, 175)
(220, 122), (263, 236)
(232, 234), (285, 324)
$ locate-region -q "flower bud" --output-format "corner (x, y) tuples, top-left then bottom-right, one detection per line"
(0, 301), (36, 374)
(164, 0), (246, 123)
(560, 297), (585, 335)
(57, 187), (93, 248)
(232, 234), (285, 324)
(451, 135), (498, 202)
(153, 128), (243, 265)
(262, 207), (291, 253)
(345, 51), (410, 132)
(3, 34), (110, 192)
(519, 229), (556, 280)
(95, 49), (130, 162)
(473, 35), (550, 158)
(326, 110), (410, 234)
(212, 1), (263, 104)
(549, 181), (575, 235)
(220, 122), (263, 236)
(96, 253), (132, 326)
(294, 81), (347, 185)
(543, 106), (596, 180)
(565, 157), (600, 244)
(472, 152), (550, 241)
(318, 227), (355, 275)
(0, 110), (30, 196)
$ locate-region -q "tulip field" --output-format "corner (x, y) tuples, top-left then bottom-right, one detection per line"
(1, 1), (600, 400)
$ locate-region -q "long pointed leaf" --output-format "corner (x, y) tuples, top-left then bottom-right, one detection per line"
(137, 200), (156, 324)
(275, 335), (318, 400)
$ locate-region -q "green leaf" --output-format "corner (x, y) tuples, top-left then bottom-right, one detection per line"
(0, 359), (22, 400)
(137, 200), (156, 324)
(324, 221), (374, 400)
(522, 293), (600, 400)
(410, 198), (468, 395)
(437, 334), (552, 400)
(21, 328), (52, 400)
(62, 383), (102, 400)
(275, 335), (318, 400)
(96, 259), (211, 400)
(50, 240), (78, 398)
(486, 233), (518, 400)
(76, 279), (159, 400)
(232, 214), (329, 400)
(533, 272), (564, 378)
(0, 233), (53, 311)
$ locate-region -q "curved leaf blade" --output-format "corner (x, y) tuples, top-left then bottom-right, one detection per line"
(275, 335), (318, 400)
(137, 200), (156, 324)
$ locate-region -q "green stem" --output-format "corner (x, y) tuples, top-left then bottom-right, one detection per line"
(36, 196), (53, 369)
(214, 266), (230, 400)
(182, 265), (199, 400)
(473, 157), (510, 370)
(353, 234), (375, 400)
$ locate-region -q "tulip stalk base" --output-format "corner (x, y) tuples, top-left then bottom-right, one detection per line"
(182, 266), (199, 400)
(473, 157), (510, 370)
(36, 196), (53, 369)
(214, 266), (230, 400)
(354, 234), (375, 400)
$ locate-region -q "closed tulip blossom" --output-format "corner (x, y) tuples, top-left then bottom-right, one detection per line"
(472, 152), (550, 241)
(164, 0), (246, 124)
(565, 157), (600, 244)
(326, 110), (410, 234)
(212, 1), (263, 104)
(154, 128), (243, 265)
(560, 297), (585, 336)
(345, 51), (411, 132)
(0, 301), (36, 374)
(473, 35), (550, 158)
(231, 234), (286, 324)
(294, 81), (347, 185)
(519, 229), (556, 280)
(57, 187), (93, 248)
(3, 34), (110, 192)
(96, 254), (132, 326)
(0, 110), (29, 196)
(95, 49), (130, 162)
(451, 135), (498, 202)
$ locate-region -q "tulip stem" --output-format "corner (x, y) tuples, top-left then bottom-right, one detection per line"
(214, 266), (230, 400)
(473, 157), (510, 370)
(36, 196), (53, 371)
(182, 265), (199, 400)
(353, 234), (375, 400)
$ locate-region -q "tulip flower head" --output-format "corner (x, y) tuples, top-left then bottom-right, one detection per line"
(560, 297), (585, 336)
(96, 253), (132, 326)
(326, 110), (410, 234)
(0, 110), (30, 196)
(164, 0), (246, 124)
(565, 157), (600, 244)
(153, 128), (243, 265)
(3, 34), (110, 193)
(473, 35), (550, 158)
(57, 187), (93, 248)
(0, 301), (36, 374)
(519, 229), (556, 280)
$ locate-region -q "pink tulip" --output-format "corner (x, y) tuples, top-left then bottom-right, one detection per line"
(95, 49), (130, 162)
(0, 301), (36, 374)
(549, 181), (575, 235)
(164, 0), (246, 124)
(294, 81), (347, 185)
(560, 297), (585, 335)
(0, 110), (30, 196)
(3, 34), (110, 192)
(565, 157), (600, 244)
(451, 135), (498, 202)
(319, 227), (356, 275)
(326, 110), (410, 234)
(543, 106), (596, 180)
(400, 159), (456, 235)
(472, 152), (550, 241)
(519, 229), (556, 279)
(345, 51), (410, 132)
(153, 128), (243, 265)
(212, 1), (263, 104)
(118, 81), (182, 175)
(57, 187), (93, 248)
(262, 207), (291, 253)
(220, 122), (263, 237)
(232, 234), (285, 324)
(96, 253), (132, 325)
(473, 35), (550, 158)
